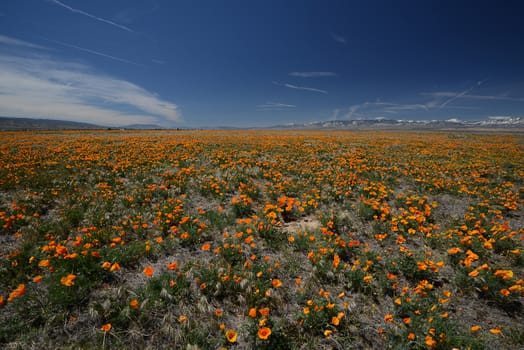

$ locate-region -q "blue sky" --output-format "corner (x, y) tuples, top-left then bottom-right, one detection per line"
(1, 0), (524, 127)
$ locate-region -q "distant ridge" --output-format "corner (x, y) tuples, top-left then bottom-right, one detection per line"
(121, 124), (164, 130)
(1, 116), (523, 131)
(267, 117), (524, 131)
(0, 117), (103, 131)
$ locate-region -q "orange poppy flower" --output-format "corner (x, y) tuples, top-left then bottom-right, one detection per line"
(38, 259), (50, 268)
(446, 247), (462, 254)
(33, 275), (43, 283)
(386, 273), (397, 280)
(60, 274), (76, 287)
(494, 269), (513, 280)
(258, 327), (272, 340)
(225, 329), (237, 343)
(258, 307), (270, 317)
(8, 284), (26, 302)
(130, 299), (139, 310)
(489, 328), (502, 335)
(100, 323), (112, 333)
(425, 335), (437, 347)
(333, 254), (341, 268)
(166, 261), (178, 270)
(143, 266), (154, 277)
(110, 262), (120, 272)
(470, 325), (481, 333)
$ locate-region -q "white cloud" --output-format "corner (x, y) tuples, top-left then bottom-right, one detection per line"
(289, 71), (337, 78)
(49, 0), (134, 33)
(330, 108), (340, 120)
(487, 115), (522, 121)
(273, 81), (328, 94)
(0, 36), (179, 126)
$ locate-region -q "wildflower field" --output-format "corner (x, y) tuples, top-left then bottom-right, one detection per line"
(0, 130), (523, 349)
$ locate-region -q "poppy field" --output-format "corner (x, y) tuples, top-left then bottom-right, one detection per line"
(0, 130), (523, 349)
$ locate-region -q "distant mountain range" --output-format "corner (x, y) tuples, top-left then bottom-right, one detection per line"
(121, 123), (165, 130)
(267, 117), (524, 131)
(0, 117), (164, 131)
(0, 117), (103, 131)
(1, 116), (522, 131)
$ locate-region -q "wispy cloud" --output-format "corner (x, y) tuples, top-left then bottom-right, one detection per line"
(0, 34), (47, 50)
(0, 35), (179, 127)
(114, 2), (159, 24)
(331, 33), (346, 45)
(334, 100), (438, 120)
(330, 80), (524, 121)
(49, 0), (134, 33)
(383, 103), (432, 112)
(43, 37), (144, 66)
(338, 101), (397, 119)
(289, 71), (337, 78)
(256, 102), (296, 111)
(420, 79), (524, 107)
(273, 81), (328, 94)
(422, 91), (524, 103)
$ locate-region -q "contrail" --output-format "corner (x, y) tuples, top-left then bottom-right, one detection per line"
(44, 38), (144, 66)
(50, 0), (134, 33)
(273, 81), (328, 94)
(440, 86), (474, 108)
